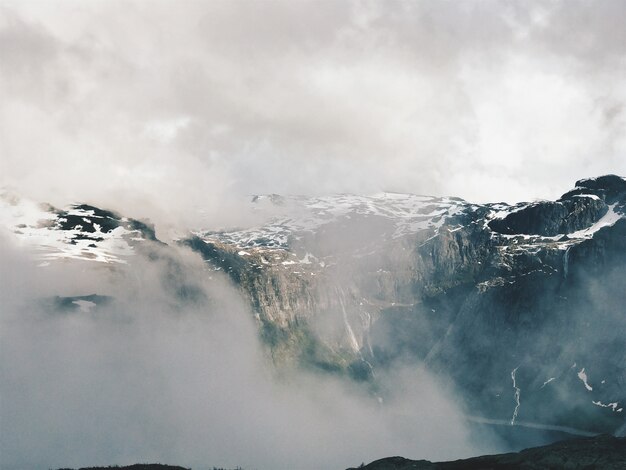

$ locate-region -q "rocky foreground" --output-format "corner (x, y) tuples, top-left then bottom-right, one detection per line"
(54, 435), (626, 470)
(346, 434), (626, 469)
(57, 465), (190, 470)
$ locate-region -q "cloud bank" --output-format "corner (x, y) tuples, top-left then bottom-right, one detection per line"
(1, 0), (625, 229)
(0, 238), (489, 470)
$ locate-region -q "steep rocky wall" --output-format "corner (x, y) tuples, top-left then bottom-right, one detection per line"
(182, 176), (626, 433)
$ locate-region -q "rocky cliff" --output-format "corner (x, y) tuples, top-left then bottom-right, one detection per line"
(2, 175), (625, 441)
(183, 175), (626, 435)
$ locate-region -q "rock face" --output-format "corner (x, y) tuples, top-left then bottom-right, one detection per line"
(184, 176), (626, 435)
(3, 176), (625, 441)
(346, 434), (626, 470)
(487, 197), (607, 236)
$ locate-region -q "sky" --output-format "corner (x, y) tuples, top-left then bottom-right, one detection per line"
(1, 0), (625, 228)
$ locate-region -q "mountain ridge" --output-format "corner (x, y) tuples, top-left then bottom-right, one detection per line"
(2, 175), (625, 446)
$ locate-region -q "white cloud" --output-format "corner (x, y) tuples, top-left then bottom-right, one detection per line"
(0, 0), (624, 225)
(0, 238), (487, 469)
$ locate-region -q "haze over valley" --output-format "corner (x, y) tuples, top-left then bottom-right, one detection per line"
(1, 1), (625, 469)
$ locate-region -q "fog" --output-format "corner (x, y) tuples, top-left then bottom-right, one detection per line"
(1, 0), (625, 231)
(0, 236), (494, 470)
(1, 1), (625, 467)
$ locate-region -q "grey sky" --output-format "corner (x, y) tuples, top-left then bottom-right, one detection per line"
(1, 0), (625, 227)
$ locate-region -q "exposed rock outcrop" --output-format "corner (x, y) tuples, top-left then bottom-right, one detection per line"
(184, 176), (626, 435)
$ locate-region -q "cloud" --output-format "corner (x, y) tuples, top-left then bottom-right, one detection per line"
(0, 0), (624, 222)
(0, 237), (490, 470)
(2, 3), (624, 466)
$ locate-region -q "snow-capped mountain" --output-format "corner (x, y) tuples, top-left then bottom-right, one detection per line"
(0, 191), (157, 265)
(2, 176), (626, 441)
(194, 192), (469, 249)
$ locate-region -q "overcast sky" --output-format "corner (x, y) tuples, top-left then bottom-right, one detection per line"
(1, 0), (625, 227)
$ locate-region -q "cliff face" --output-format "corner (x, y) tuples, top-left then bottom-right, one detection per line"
(3, 176), (625, 438)
(184, 176), (626, 434)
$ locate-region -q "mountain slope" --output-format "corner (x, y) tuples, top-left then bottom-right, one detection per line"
(183, 175), (626, 435)
(2, 176), (625, 443)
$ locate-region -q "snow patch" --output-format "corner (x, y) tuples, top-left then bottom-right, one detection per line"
(299, 252), (315, 264)
(195, 193), (471, 251)
(72, 300), (96, 312)
(573, 194), (601, 201)
(0, 196), (136, 264)
(569, 204), (621, 238)
(592, 401), (622, 412)
(577, 368), (593, 391)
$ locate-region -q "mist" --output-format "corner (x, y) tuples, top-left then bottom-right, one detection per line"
(2, 1), (625, 468)
(0, 235), (493, 470)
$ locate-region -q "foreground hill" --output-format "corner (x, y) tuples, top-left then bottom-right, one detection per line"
(347, 434), (626, 469)
(58, 465), (190, 470)
(53, 435), (626, 469)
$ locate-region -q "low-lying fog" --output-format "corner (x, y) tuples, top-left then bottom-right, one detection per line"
(0, 237), (498, 470)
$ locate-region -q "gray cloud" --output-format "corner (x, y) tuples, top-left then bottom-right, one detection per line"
(0, 0), (625, 228)
(2, 4), (624, 467)
(0, 237), (491, 469)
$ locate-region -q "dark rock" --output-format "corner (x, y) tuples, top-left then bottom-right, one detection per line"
(347, 434), (626, 469)
(487, 198), (607, 236)
(58, 465), (190, 470)
(182, 176), (626, 439)
(45, 294), (113, 312)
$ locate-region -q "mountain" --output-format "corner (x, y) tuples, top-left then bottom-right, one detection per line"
(0, 193), (157, 265)
(2, 175), (625, 445)
(346, 434), (626, 469)
(182, 175), (626, 437)
(52, 434), (626, 469)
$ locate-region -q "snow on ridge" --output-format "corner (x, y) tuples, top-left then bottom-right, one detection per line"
(196, 193), (471, 251)
(488, 203), (528, 221)
(572, 194), (601, 201)
(486, 201), (624, 256)
(569, 204), (622, 238)
(1, 195), (137, 265)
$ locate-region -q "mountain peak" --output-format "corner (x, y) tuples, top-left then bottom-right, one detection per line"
(559, 174), (626, 204)
(575, 174), (626, 192)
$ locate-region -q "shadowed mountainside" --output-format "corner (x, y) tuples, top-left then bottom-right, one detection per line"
(346, 434), (626, 469)
(4, 175), (626, 452)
